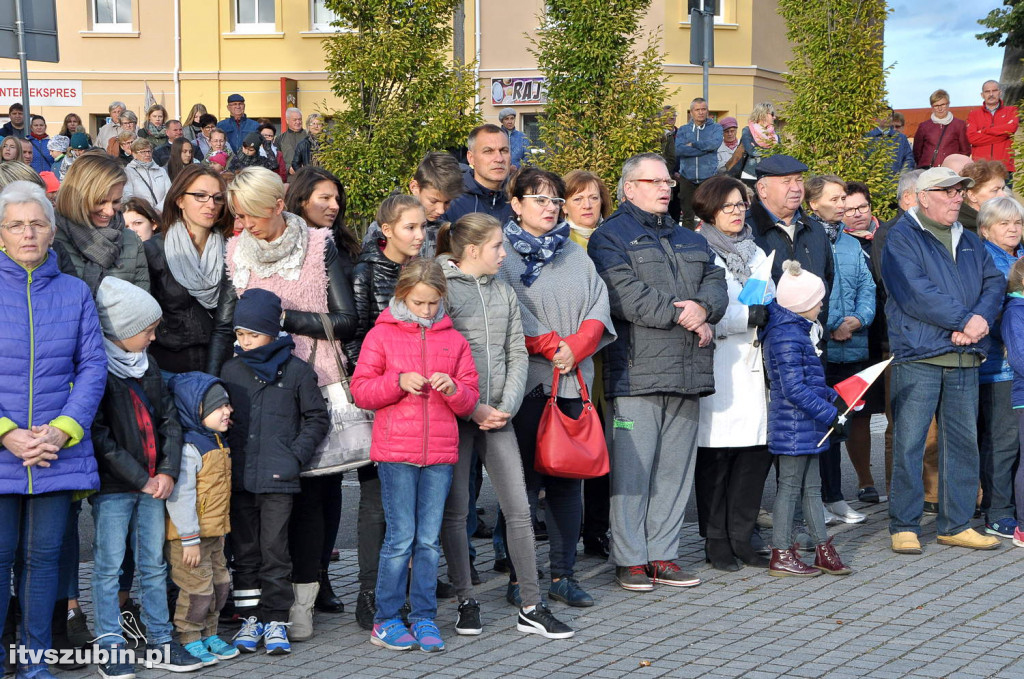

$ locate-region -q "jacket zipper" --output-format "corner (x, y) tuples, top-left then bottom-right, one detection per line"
(420, 326), (429, 466)
(26, 269), (35, 494)
(476, 279), (492, 406)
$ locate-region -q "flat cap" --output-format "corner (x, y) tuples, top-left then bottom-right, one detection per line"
(227, 93), (245, 103)
(755, 154), (808, 178)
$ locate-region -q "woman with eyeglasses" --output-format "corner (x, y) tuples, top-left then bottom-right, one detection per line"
(958, 159), (1009, 234)
(691, 175), (772, 571)
(806, 175), (875, 527)
(123, 137), (172, 212)
(496, 167), (616, 609)
(143, 164), (236, 375)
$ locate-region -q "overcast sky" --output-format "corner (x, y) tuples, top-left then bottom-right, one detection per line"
(885, 0), (1005, 109)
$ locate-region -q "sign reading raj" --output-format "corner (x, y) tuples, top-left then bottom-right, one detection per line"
(0, 79), (82, 106)
(491, 77), (547, 106)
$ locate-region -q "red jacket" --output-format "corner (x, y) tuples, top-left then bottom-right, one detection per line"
(912, 118), (970, 169)
(967, 101), (1019, 172)
(351, 308), (479, 466)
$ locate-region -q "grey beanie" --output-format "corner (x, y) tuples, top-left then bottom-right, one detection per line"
(498, 107), (516, 120)
(48, 135), (70, 153)
(96, 277), (163, 340)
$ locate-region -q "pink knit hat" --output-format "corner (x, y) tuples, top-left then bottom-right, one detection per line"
(776, 260), (825, 313)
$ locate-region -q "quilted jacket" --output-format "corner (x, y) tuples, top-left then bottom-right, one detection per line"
(350, 307), (479, 466)
(826, 228), (876, 363)
(0, 249), (106, 495)
(760, 301), (837, 456)
(1000, 296), (1024, 408)
(349, 240), (402, 364)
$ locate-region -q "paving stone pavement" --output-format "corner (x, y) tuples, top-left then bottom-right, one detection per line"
(56, 420), (1024, 679)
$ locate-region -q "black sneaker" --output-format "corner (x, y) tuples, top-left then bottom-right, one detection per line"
(355, 590), (375, 631)
(454, 599), (482, 636)
(146, 640), (203, 673)
(516, 604), (574, 639)
(435, 579), (456, 600)
(66, 607), (93, 648)
(119, 599), (146, 641)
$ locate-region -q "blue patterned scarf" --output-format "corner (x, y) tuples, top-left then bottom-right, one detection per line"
(503, 219), (570, 287)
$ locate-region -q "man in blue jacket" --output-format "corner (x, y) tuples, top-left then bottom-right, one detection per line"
(674, 98), (723, 229)
(217, 94), (260, 154)
(441, 124), (513, 224)
(882, 166), (1005, 555)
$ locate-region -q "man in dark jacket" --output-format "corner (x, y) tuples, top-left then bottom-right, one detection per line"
(883, 167), (1004, 555)
(589, 152), (728, 592)
(746, 154), (834, 334)
(443, 124), (513, 224)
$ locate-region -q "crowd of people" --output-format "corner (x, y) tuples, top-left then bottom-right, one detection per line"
(0, 78), (1022, 679)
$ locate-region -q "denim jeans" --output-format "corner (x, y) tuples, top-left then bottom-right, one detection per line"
(890, 362), (980, 537)
(978, 380), (1018, 523)
(0, 491), (71, 667)
(375, 462), (453, 624)
(91, 492), (173, 646)
(57, 499), (83, 600)
(772, 455), (827, 548)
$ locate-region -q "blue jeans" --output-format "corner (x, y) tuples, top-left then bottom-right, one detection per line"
(890, 362), (980, 536)
(0, 491), (71, 667)
(375, 463), (453, 624)
(91, 492), (173, 646)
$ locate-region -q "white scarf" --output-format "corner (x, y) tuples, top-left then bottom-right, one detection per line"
(104, 338), (149, 379)
(931, 112), (953, 126)
(164, 221), (224, 309)
(230, 211), (309, 289)
(567, 219), (597, 241)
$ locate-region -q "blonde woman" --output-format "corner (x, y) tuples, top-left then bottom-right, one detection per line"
(739, 102), (779, 182)
(182, 103), (208, 142)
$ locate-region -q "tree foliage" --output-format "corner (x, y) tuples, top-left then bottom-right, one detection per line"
(977, 0), (1024, 48)
(530, 0), (668, 200)
(775, 0), (897, 219)
(319, 0), (481, 222)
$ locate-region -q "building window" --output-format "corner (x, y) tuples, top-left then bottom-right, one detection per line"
(235, 0), (275, 33)
(311, 0), (340, 31)
(93, 0), (132, 31)
(685, 0), (724, 24)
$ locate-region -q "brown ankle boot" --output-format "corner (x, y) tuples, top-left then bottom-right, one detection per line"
(813, 537), (851, 575)
(769, 545), (820, 577)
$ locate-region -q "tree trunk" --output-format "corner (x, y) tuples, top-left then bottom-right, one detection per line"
(1001, 44), (1024, 105)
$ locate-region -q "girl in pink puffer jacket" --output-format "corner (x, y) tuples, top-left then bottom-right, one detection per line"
(350, 259), (478, 653)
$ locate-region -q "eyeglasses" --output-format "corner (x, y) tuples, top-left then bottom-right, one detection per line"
(135, 148), (153, 155)
(631, 178), (678, 188)
(845, 204), (871, 215)
(184, 192), (226, 205)
(926, 186), (965, 198)
(720, 201), (749, 214)
(522, 194), (566, 208)
(1, 220), (52, 235)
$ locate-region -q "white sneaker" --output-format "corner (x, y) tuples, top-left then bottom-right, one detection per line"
(825, 500), (866, 524)
(823, 508), (842, 526)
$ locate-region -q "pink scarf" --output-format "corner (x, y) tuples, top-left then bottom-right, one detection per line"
(748, 122), (778, 148)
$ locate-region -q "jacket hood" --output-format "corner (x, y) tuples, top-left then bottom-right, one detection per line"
(0, 247), (60, 282)
(437, 253), (494, 285)
(374, 306), (454, 333)
(168, 371), (225, 436)
(461, 168), (506, 201)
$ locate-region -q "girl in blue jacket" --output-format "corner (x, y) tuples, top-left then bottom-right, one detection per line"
(760, 260), (852, 578)
(1000, 258), (1024, 547)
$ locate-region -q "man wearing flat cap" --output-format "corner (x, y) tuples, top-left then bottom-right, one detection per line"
(218, 93), (260, 154)
(746, 154), (834, 330)
(498, 108), (529, 171)
(882, 167), (1004, 555)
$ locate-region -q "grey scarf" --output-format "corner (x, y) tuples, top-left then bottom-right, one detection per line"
(700, 222), (758, 284)
(104, 337), (149, 379)
(57, 212), (125, 292)
(164, 221), (224, 309)
(389, 297), (445, 328)
(230, 211), (309, 289)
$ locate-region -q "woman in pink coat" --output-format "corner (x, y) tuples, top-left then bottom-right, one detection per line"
(351, 259), (478, 654)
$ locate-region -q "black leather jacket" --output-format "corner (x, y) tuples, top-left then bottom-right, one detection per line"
(144, 233), (235, 375)
(348, 240), (402, 365)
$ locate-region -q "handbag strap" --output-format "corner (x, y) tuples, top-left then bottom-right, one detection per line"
(549, 367), (592, 405)
(929, 124), (949, 168)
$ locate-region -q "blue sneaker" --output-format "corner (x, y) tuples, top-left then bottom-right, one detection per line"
(505, 582), (521, 608)
(203, 635), (240, 660)
(370, 619), (417, 651)
(262, 621), (291, 655)
(548, 577), (595, 607)
(410, 620), (445, 653)
(232, 616), (263, 653)
(183, 640), (218, 667)
(986, 517), (1017, 538)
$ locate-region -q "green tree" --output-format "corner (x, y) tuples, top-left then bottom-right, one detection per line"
(978, 0), (1024, 47)
(775, 0), (897, 219)
(530, 0), (668, 199)
(319, 0), (481, 223)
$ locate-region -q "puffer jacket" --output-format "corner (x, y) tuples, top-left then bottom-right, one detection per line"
(881, 208), (1004, 364)
(979, 240), (1022, 384)
(588, 201), (727, 398)
(221, 339), (329, 494)
(760, 301), (838, 456)
(350, 307), (479, 466)
(145, 232), (235, 375)
(349, 240), (403, 363)
(1000, 295), (1024, 407)
(442, 169), (513, 225)
(54, 212), (150, 293)
(123, 160), (172, 211)
(439, 255), (528, 417)
(0, 250), (106, 495)
(27, 135), (53, 174)
(92, 358), (183, 494)
(826, 229), (876, 363)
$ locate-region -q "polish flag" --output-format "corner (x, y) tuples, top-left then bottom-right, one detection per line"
(833, 357), (893, 412)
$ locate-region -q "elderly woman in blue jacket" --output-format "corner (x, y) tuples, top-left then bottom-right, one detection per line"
(0, 181), (106, 679)
(806, 175), (875, 525)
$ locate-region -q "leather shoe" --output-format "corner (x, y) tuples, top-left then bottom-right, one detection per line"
(813, 537), (851, 575)
(937, 528), (1000, 550)
(730, 539), (770, 568)
(922, 501), (938, 515)
(314, 570), (344, 613)
(705, 539), (740, 572)
(768, 546), (819, 577)
(582, 535), (610, 559)
(891, 531), (922, 554)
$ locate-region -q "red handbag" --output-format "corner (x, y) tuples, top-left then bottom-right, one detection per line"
(534, 368), (610, 479)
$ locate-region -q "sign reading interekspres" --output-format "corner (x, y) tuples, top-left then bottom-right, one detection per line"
(0, 79), (81, 106)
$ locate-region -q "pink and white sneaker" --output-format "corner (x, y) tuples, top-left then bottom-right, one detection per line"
(1012, 526), (1024, 548)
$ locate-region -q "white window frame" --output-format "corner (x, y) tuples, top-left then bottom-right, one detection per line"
(92, 0), (133, 32)
(310, 0), (341, 32)
(234, 0), (276, 34)
(684, 0), (725, 24)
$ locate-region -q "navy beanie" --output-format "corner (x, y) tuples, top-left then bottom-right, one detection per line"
(234, 288), (283, 337)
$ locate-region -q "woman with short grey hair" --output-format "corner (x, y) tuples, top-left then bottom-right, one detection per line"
(291, 113), (324, 172)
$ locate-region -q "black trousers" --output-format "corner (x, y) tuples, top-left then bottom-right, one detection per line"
(289, 475), (342, 583)
(677, 178), (701, 229)
(356, 466), (386, 592)
(229, 491), (293, 622)
(694, 446), (773, 542)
